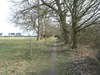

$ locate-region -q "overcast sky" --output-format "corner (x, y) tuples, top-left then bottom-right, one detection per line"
(0, 0), (24, 35)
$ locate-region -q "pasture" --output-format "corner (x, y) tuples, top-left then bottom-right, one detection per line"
(0, 37), (55, 74)
(0, 37), (76, 75)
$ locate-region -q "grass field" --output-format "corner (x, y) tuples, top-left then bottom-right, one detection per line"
(0, 37), (56, 75)
(0, 37), (76, 75)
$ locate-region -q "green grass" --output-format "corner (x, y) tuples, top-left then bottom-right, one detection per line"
(0, 37), (54, 74)
(0, 37), (74, 75)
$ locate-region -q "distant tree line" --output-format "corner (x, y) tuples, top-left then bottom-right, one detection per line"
(0, 33), (30, 37)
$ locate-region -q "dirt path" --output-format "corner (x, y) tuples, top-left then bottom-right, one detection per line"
(47, 43), (58, 75)
(39, 41), (59, 75)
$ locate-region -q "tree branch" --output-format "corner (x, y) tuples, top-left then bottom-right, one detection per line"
(41, 0), (57, 12)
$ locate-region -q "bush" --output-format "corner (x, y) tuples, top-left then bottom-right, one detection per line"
(59, 56), (100, 75)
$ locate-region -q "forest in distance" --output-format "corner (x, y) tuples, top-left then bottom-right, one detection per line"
(0, 0), (100, 75)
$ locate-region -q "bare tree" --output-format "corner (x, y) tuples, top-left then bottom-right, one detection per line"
(11, 0), (59, 40)
(12, 0), (100, 48)
(41, 0), (70, 44)
(64, 0), (100, 48)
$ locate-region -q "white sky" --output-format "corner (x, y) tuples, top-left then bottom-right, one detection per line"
(0, 0), (24, 35)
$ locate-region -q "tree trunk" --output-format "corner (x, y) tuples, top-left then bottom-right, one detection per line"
(72, 29), (77, 49)
(37, 30), (40, 40)
(59, 14), (69, 44)
(71, 16), (78, 49)
(71, 0), (78, 49)
(37, 0), (40, 40)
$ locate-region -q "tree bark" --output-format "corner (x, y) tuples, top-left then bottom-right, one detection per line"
(59, 14), (69, 44)
(37, 30), (41, 40)
(71, 17), (78, 49)
(71, 0), (78, 49)
(72, 29), (77, 49)
(37, 0), (41, 40)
